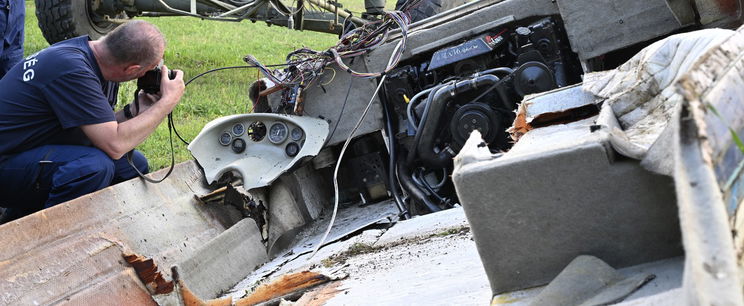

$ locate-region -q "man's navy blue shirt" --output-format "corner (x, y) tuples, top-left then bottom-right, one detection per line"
(0, 36), (119, 155)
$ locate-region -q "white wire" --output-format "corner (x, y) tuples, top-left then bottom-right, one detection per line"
(308, 37), (406, 258)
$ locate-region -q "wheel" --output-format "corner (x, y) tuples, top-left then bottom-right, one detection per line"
(395, 0), (469, 23)
(34, 0), (130, 44)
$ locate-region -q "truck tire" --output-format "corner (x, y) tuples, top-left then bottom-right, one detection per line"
(395, 0), (469, 23)
(34, 0), (127, 44)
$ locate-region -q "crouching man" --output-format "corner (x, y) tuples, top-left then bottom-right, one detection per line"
(0, 20), (185, 223)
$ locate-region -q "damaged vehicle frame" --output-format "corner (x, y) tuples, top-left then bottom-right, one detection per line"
(36, 0), (393, 43)
(2, 0), (744, 305)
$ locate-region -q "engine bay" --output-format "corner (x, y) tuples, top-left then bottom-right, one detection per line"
(190, 15), (587, 217)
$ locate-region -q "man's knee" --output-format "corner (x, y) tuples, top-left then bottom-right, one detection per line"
(130, 151), (149, 174)
(45, 148), (115, 208)
(52, 148), (115, 188)
(78, 149), (116, 180)
(112, 151), (149, 184)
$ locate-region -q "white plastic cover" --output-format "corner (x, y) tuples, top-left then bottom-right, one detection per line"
(188, 114), (329, 189)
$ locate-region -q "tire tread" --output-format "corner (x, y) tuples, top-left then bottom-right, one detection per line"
(35, 0), (75, 44)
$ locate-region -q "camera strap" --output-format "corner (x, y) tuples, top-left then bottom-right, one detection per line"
(126, 88), (176, 184)
(133, 90), (141, 117)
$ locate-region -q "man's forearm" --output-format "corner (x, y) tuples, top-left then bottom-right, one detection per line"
(115, 109), (128, 123)
(82, 97), (178, 159)
(112, 98), (177, 155)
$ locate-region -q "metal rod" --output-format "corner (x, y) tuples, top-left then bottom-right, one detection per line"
(205, 0), (237, 10)
(218, 0), (262, 17)
(306, 0), (365, 24)
(154, 0), (240, 20)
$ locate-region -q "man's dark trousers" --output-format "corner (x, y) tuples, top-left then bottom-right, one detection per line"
(0, 0), (24, 78)
(0, 145), (149, 221)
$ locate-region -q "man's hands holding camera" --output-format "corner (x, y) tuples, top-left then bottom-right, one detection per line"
(133, 65), (184, 117)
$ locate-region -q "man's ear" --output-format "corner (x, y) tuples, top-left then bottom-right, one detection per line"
(124, 64), (142, 75)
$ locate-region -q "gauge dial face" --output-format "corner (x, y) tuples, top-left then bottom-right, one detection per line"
(290, 127), (304, 141)
(232, 138), (246, 153)
(249, 121), (266, 142)
(285, 142), (300, 157)
(219, 132), (232, 146)
(232, 123), (245, 136)
(268, 122), (288, 144)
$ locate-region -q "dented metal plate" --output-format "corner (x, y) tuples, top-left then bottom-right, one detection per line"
(188, 114), (329, 188)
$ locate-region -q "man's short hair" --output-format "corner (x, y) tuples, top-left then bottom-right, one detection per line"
(101, 20), (165, 66)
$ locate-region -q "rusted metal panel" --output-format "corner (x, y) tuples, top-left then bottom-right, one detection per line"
(0, 161), (241, 305)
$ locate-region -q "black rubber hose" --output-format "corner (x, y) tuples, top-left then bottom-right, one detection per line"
(398, 151), (441, 213)
(417, 74), (500, 168)
(380, 87), (410, 220)
(414, 168), (451, 208)
(407, 84), (445, 165)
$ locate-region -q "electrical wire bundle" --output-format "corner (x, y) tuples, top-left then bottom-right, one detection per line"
(244, 5), (418, 91)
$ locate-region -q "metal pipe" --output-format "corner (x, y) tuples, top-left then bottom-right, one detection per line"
(218, 0), (260, 17)
(481, 66), (513, 77)
(306, 0), (366, 25)
(134, 0), (220, 14)
(205, 0), (237, 10)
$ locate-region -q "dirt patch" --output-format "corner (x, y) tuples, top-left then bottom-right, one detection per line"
(321, 226), (471, 268)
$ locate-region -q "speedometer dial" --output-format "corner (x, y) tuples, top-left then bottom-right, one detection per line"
(268, 122), (288, 144)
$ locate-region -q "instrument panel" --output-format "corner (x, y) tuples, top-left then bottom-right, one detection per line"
(189, 114), (329, 188)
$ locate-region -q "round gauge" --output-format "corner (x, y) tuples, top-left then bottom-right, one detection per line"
(290, 127), (304, 141)
(249, 121), (266, 142)
(232, 138), (246, 153)
(268, 122), (288, 144)
(285, 142), (300, 157)
(219, 132), (232, 146)
(232, 123), (245, 136)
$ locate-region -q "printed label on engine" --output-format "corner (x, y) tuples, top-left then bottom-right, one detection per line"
(429, 37), (494, 71)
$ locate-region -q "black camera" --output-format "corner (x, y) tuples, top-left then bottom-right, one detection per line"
(137, 67), (177, 94)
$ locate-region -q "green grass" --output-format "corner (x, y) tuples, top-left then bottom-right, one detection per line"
(24, 1), (355, 170)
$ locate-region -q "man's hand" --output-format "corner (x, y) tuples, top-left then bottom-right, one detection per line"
(158, 65), (185, 112)
(135, 91), (160, 115)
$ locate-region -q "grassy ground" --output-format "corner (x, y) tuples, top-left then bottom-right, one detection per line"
(23, 1), (366, 170)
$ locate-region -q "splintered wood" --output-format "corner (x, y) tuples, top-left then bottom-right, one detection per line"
(236, 271), (331, 305)
(176, 271), (332, 306)
(123, 253), (174, 294)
